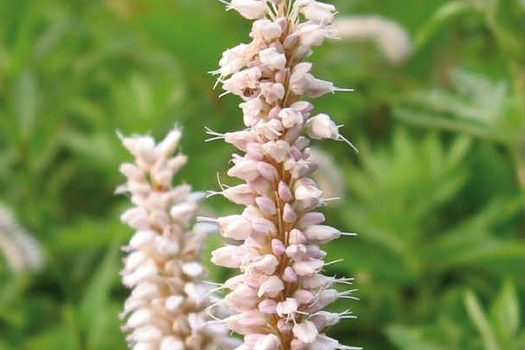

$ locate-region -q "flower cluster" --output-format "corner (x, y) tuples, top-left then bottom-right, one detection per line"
(118, 128), (236, 350)
(210, 1), (358, 349)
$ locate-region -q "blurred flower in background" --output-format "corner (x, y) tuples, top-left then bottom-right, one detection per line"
(0, 202), (45, 273)
(334, 16), (412, 65)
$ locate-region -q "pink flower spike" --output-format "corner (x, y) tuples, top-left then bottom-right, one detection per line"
(212, 0), (358, 348)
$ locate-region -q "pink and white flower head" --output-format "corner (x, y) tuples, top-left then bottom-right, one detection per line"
(118, 128), (237, 350)
(211, 1), (359, 349)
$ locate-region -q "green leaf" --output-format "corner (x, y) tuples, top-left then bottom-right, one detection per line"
(414, 0), (473, 50)
(394, 68), (524, 151)
(489, 280), (520, 345)
(386, 324), (448, 350)
(13, 69), (37, 140)
(23, 305), (81, 350)
(138, 8), (236, 89)
(79, 241), (122, 350)
(420, 195), (524, 273)
(464, 290), (500, 350)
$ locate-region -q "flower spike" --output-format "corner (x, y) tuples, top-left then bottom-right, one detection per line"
(210, 1), (359, 349)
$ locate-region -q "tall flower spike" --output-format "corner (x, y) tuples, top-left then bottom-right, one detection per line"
(212, 1), (359, 349)
(118, 128), (237, 350)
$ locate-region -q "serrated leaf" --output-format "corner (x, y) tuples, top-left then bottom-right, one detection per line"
(394, 69), (523, 150)
(394, 107), (489, 138)
(420, 195), (524, 272)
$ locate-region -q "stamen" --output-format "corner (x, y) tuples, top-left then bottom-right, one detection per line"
(324, 259), (344, 267)
(337, 132), (359, 153)
(204, 126), (226, 142)
(340, 231), (358, 236)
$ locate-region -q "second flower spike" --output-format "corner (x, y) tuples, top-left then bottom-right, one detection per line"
(118, 128), (237, 350)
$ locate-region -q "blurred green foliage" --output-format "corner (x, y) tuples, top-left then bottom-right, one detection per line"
(0, 0), (523, 349)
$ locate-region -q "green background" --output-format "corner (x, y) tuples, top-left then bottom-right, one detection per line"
(0, 0), (523, 349)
